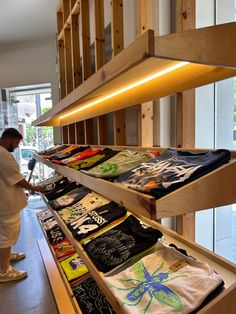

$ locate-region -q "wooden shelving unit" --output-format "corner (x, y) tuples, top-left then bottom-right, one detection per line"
(35, 152), (236, 220)
(39, 193), (236, 314)
(32, 22), (236, 127)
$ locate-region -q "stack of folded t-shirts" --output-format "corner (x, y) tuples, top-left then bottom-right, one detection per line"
(68, 148), (119, 171)
(67, 202), (127, 242)
(104, 240), (224, 314)
(72, 276), (116, 314)
(42, 145), (78, 159)
(81, 149), (159, 179)
(58, 192), (110, 225)
(38, 144), (69, 156)
(44, 180), (80, 202)
(50, 146), (90, 164)
(60, 253), (89, 285)
(83, 215), (163, 274)
(52, 147), (101, 165)
(117, 148), (231, 198)
(49, 185), (90, 211)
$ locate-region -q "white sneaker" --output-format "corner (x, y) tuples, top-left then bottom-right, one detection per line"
(0, 266), (28, 283)
(10, 251), (26, 261)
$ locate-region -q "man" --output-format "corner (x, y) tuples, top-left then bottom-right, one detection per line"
(0, 128), (45, 282)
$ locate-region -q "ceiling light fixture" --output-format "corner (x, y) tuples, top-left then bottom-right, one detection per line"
(59, 61), (189, 120)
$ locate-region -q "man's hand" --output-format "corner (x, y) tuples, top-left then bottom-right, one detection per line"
(33, 185), (46, 193)
(16, 178), (46, 193)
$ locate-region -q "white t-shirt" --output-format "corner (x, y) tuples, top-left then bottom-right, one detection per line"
(0, 146), (27, 215)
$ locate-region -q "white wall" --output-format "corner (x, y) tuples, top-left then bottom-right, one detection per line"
(0, 36), (59, 105)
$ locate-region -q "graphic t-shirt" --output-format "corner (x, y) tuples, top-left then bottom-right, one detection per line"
(72, 276), (115, 314)
(37, 209), (53, 222)
(68, 148), (119, 171)
(52, 239), (76, 260)
(45, 225), (66, 245)
(104, 240), (224, 314)
(39, 172), (64, 187)
(55, 148), (101, 165)
(51, 146), (90, 163)
(70, 202), (127, 241)
(44, 181), (79, 201)
(60, 253), (89, 282)
(117, 148), (231, 198)
(58, 192), (110, 225)
(81, 150), (156, 178)
(49, 186), (90, 210)
(38, 144), (69, 156)
(83, 215), (163, 273)
(44, 145), (77, 159)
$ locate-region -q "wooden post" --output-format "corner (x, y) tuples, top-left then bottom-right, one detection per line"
(75, 121), (85, 144)
(71, 14), (81, 88)
(80, 0), (91, 81)
(136, 0), (154, 147)
(64, 28), (73, 94)
(176, 0), (196, 240)
(68, 123), (76, 144)
(111, 0), (126, 145)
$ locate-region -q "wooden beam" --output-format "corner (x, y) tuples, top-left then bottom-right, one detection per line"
(64, 28), (73, 94)
(97, 115), (107, 145)
(94, 0), (105, 71)
(58, 39), (66, 100)
(84, 118), (94, 144)
(62, 125), (69, 143)
(71, 14), (82, 88)
(80, 0), (91, 81)
(62, 0), (70, 24)
(68, 123), (76, 144)
(75, 121), (85, 144)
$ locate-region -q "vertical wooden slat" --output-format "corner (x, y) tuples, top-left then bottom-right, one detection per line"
(57, 11), (63, 35)
(68, 123), (76, 144)
(80, 0), (91, 81)
(70, 0), (76, 10)
(76, 122), (85, 144)
(97, 115), (107, 145)
(94, 0), (105, 71)
(114, 110), (126, 145)
(58, 39), (66, 99)
(71, 14), (82, 88)
(111, 0), (125, 145)
(176, 0), (196, 241)
(64, 28), (73, 94)
(62, 125), (69, 144)
(84, 119), (94, 144)
(63, 0), (70, 23)
(136, 0), (154, 147)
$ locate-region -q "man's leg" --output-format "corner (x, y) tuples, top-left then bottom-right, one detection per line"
(0, 247), (11, 273)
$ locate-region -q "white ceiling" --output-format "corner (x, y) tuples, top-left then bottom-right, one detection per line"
(0, 0), (59, 46)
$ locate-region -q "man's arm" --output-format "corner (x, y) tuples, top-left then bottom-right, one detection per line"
(16, 178), (45, 192)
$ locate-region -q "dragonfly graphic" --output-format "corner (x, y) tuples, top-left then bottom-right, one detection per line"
(110, 261), (187, 313)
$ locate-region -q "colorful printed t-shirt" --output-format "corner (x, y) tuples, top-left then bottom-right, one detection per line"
(58, 192), (110, 225)
(49, 186), (90, 210)
(38, 144), (69, 156)
(52, 239), (76, 260)
(56, 148), (101, 165)
(70, 202), (127, 241)
(51, 146), (90, 163)
(81, 150), (156, 178)
(60, 253), (88, 282)
(104, 240), (224, 314)
(68, 148), (119, 171)
(83, 215), (163, 273)
(117, 148), (231, 198)
(37, 209), (53, 222)
(44, 145), (78, 159)
(72, 276), (115, 314)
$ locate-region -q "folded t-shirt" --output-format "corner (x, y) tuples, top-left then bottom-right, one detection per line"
(51, 146), (90, 163)
(38, 144), (69, 156)
(104, 240), (224, 314)
(72, 276), (116, 314)
(83, 215), (163, 273)
(60, 253), (89, 282)
(58, 192), (110, 225)
(49, 186), (90, 210)
(68, 148), (119, 171)
(52, 239), (76, 260)
(44, 181), (79, 201)
(117, 148), (231, 198)
(55, 148), (101, 165)
(70, 202), (127, 241)
(81, 150), (156, 178)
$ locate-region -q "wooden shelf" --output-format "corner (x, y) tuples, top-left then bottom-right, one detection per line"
(37, 238), (79, 314)
(32, 22), (236, 127)
(40, 194), (236, 314)
(35, 152), (236, 220)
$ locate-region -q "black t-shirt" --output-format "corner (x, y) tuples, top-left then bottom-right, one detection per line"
(117, 148), (231, 198)
(45, 225), (66, 245)
(44, 181), (79, 201)
(72, 277), (115, 314)
(83, 215), (163, 273)
(49, 186), (90, 210)
(38, 144), (69, 156)
(69, 202), (127, 241)
(50, 146), (90, 162)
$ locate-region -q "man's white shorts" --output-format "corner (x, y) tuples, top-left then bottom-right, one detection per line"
(0, 213), (20, 248)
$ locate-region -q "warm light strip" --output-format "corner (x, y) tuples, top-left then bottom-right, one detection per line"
(59, 61), (189, 120)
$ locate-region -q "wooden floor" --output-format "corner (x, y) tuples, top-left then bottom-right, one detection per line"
(0, 197), (59, 314)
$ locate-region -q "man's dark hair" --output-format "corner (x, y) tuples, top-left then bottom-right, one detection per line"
(1, 128), (23, 140)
